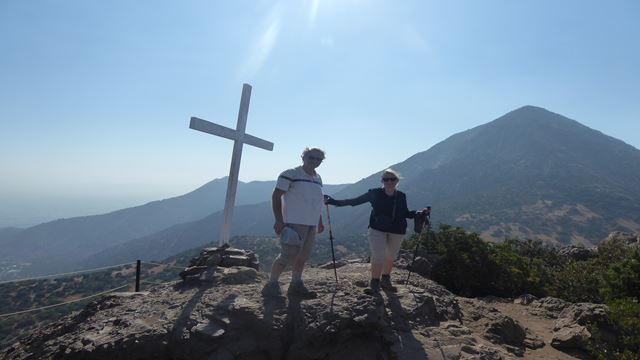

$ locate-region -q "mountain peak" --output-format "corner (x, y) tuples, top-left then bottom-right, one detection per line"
(511, 105), (552, 114)
(494, 105), (572, 126)
(384, 105), (640, 245)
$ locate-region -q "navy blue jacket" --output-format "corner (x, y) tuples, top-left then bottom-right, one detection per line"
(329, 188), (416, 234)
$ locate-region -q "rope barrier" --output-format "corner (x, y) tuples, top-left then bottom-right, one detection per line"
(0, 260), (187, 320)
(0, 262), (135, 285)
(0, 260), (185, 287)
(140, 280), (171, 287)
(0, 284), (130, 318)
(140, 261), (186, 270)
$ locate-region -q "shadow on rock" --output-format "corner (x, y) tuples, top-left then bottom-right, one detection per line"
(383, 290), (429, 359)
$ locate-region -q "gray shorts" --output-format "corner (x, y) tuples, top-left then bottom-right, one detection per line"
(274, 223), (317, 268)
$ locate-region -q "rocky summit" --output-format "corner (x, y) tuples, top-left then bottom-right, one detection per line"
(2, 250), (607, 360)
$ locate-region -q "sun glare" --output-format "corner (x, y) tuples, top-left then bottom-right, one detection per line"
(310, 0), (321, 25)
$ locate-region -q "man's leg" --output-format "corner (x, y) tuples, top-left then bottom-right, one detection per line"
(287, 224), (317, 298)
(262, 244), (297, 297)
(288, 224), (316, 280)
(269, 260), (286, 282)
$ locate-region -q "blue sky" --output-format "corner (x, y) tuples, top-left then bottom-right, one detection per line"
(1, 0), (639, 226)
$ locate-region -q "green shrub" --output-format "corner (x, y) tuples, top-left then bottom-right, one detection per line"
(409, 224), (639, 358)
(601, 247), (640, 301)
(546, 259), (605, 303)
(589, 298), (640, 360)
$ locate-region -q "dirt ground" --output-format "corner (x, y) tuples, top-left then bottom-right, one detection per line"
(491, 302), (591, 360)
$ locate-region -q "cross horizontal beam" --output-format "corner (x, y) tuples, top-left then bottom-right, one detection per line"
(190, 116), (274, 151)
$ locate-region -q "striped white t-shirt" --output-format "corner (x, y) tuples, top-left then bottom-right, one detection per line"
(276, 166), (323, 226)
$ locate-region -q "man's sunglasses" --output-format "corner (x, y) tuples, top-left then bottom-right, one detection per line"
(307, 155), (324, 161)
(382, 177), (398, 182)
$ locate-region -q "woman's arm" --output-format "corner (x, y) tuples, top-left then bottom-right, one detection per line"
(325, 191), (371, 207)
(400, 193), (417, 218)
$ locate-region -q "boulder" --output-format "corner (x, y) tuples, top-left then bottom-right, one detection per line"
(551, 303), (610, 352)
(528, 297), (570, 319)
(513, 294), (537, 306)
(605, 231), (640, 246)
(551, 325), (591, 350)
(179, 244), (260, 281)
(558, 245), (596, 261)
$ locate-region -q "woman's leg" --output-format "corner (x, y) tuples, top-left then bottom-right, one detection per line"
(379, 233), (404, 292)
(382, 233), (404, 276)
(368, 228), (386, 279)
(381, 258), (394, 276)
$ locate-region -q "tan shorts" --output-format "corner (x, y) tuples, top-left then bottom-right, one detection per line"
(274, 223), (316, 268)
(368, 228), (404, 265)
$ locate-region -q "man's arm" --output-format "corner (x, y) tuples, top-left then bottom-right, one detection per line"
(272, 188), (286, 235)
(317, 215), (324, 234)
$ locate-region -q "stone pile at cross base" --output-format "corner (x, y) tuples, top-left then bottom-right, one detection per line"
(1, 246), (609, 360)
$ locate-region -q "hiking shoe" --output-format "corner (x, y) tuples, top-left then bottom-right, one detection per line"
(287, 282), (317, 299)
(261, 281), (283, 297)
(363, 278), (381, 295)
(381, 275), (397, 293)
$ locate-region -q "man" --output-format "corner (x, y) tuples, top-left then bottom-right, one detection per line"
(261, 147), (325, 299)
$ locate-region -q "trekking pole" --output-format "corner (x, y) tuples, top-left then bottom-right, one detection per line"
(406, 207), (431, 285)
(325, 204), (339, 284)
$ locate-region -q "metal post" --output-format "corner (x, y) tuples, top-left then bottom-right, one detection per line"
(135, 260), (141, 292)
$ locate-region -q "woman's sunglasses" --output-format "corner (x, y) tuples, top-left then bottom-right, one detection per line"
(382, 177), (398, 182)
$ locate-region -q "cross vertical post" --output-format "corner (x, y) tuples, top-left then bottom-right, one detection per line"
(189, 83), (274, 246)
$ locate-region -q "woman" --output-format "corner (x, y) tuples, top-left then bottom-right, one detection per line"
(325, 169), (426, 294)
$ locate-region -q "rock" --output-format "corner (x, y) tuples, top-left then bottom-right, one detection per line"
(219, 267), (260, 284)
(1, 263), (594, 360)
(550, 303), (610, 352)
(605, 231), (640, 246)
(395, 250), (437, 278)
(457, 298), (544, 356)
(179, 266), (208, 278)
(528, 297), (570, 318)
(554, 303), (609, 331)
(484, 316), (527, 348)
(192, 320), (225, 338)
(558, 245), (597, 260)
(514, 294), (537, 305)
(179, 246), (260, 280)
(551, 325), (591, 350)
(318, 260), (347, 269)
(407, 256), (433, 276)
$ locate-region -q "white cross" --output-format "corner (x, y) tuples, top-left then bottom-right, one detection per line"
(189, 83), (274, 246)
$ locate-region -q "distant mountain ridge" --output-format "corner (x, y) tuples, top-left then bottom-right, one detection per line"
(0, 179), (348, 280)
(4, 105), (640, 280)
(80, 106), (640, 267)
